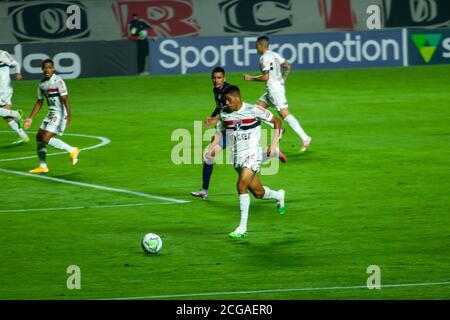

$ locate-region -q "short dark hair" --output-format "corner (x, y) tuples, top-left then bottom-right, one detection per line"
(257, 36), (269, 44)
(42, 58), (54, 69)
(223, 85), (240, 97)
(212, 67), (225, 75)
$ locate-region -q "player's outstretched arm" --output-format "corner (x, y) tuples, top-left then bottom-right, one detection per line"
(61, 95), (72, 129)
(24, 99), (43, 129)
(204, 130), (223, 161)
(204, 115), (219, 128)
(244, 71), (269, 82)
(281, 61), (291, 81)
(267, 116), (282, 157)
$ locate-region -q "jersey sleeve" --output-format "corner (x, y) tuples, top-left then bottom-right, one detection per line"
(259, 55), (271, 73)
(57, 78), (68, 96)
(2, 51), (21, 73)
(215, 117), (225, 132)
(275, 52), (286, 64)
(254, 105), (273, 122)
(211, 106), (221, 117)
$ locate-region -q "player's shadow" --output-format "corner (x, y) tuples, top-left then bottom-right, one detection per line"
(50, 173), (84, 180)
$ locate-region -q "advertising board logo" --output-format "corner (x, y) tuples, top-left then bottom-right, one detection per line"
(411, 33), (442, 62)
(8, 1), (89, 42)
(383, 0), (450, 28)
(219, 0), (292, 34)
(317, 0), (356, 30)
(112, 0), (200, 37)
(410, 0), (438, 23)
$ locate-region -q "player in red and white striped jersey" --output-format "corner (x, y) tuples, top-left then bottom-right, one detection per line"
(24, 59), (80, 173)
(244, 36), (312, 152)
(207, 85), (286, 239)
(0, 49), (29, 145)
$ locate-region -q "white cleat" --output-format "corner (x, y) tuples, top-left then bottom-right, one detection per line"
(300, 137), (312, 152)
(277, 189), (286, 215)
(190, 190), (208, 200)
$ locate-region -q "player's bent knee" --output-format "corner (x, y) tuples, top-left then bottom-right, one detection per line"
(253, 189), (265, 199)
(237, 182), (248, 194)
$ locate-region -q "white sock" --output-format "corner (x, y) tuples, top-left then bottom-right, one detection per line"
(0, 108), (18, 118)
(37, 141), (47, 168)
(284, 114), (309, 141)
(48, 137), (74, 153)
(262, 186), (280, 200)
(7, 121), (28, 139)
(238, 194), (250, 232)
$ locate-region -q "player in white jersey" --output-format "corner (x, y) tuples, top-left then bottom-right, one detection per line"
(244, 36), (312, 152)
(206, 85), (286, 239)
(0, 49), (29, 145)
(24, 59), (80, 173)
(190, 67), (287, 200)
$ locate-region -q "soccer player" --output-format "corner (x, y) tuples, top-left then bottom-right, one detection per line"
(24, 59), (80, 173)
(191, 67), (286, 200)
(206, 85), (285, 239)
(190, 67), (231, 199)
(244, 36), (312, 152)
(0, 49), (29, 145)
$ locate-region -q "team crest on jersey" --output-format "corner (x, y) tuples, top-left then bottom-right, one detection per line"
(233, 120), (242, 130)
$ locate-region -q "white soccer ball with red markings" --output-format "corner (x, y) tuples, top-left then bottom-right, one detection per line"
(141, 233), (162, 254)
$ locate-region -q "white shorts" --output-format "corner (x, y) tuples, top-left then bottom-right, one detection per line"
(233, 147), (262, 173)
(40, 113), (67, 136)
(0, 92), (12, 106)
(258, 89), (288, 112)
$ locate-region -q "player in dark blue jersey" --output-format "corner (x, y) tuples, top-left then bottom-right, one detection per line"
(191, 67), (286, 200)
(191, 67), (229, 199)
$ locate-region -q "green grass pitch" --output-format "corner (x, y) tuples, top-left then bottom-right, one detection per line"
(0, 65), (449, 300)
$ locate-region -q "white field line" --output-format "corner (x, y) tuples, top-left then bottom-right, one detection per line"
(0, 202), (179, 214)
(0, 167), (190, 204)
(0, 132), (189, 204)
(0, 131), (111, 162)
(104, 281), (450, 300)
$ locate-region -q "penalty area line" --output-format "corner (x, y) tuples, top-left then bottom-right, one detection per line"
(0, 167), (190, 204)
(104, 281), (450, 300)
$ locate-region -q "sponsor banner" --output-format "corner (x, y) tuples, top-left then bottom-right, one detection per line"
(0, 1), (449, 44)
(408, 28), (450, 65)
(112, 0), (201, 38)
(149, 30), (404, 74)
(1, 40), (137, 80)
(382, 0), (450, 29)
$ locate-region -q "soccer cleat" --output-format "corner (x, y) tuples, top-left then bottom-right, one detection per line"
(278, 149), (287, 163)
(277, 189), (286, 215)
(16, 109), (24, 129)
(70, 147), (80, 165)
(300, 136), (312, 153)
(12, 137), (30, 145)
(29, 167), (49, 173)
(228, 230), (248, 239)
(190, 189), (208, 200)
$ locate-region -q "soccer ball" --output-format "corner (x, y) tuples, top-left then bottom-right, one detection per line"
(141, 233), (162, 254)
